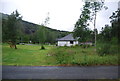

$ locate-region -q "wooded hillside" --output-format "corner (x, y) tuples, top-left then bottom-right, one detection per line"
(1, 12), (69, 44)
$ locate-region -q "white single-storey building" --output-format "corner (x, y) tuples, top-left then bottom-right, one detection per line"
(56, 34), (79, 46)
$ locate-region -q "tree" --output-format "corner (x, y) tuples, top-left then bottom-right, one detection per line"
(2, 19), (8, 42)
(41, 12), (50, 26)
(100, 25), (112, 41)
(74, 0), (107, 50)
(39, 12), (50, 49)
(96, 8), (120, 55)
(4, 10), (22, 49)
(87, 0), (107, 50)
(45, 29), (55, 44)
(73, 2), (93, 42)
(98, 8), (120, 43)
(38, 26), (46, 44)
(40, 12), (50, 44)
(110, 9), (120, 43)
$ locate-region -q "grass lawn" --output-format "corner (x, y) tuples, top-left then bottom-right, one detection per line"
(2, 44), (118, 66)
(2, 44), (57, 66)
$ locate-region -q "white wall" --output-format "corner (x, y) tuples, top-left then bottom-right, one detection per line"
(74, 41), (78, 45)
(58, 41), (78, 46)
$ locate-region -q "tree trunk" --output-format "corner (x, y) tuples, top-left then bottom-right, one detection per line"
(14, 44), (17, 49)
(8, 41), (17, 49)
(94, 11), (97, 51)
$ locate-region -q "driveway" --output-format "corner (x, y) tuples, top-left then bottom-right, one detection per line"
(2, 66), (119, 79)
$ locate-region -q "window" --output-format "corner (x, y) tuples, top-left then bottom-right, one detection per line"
(70, 41), (73, 44)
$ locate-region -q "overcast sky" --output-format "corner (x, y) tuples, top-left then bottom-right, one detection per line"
(0, 0), (119, 32)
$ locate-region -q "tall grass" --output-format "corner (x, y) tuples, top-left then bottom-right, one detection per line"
(97, 38), (118, 56)
(48, 46), (118, 66)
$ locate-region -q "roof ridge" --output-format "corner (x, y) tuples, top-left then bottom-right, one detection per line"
(57, 33), (77, 41)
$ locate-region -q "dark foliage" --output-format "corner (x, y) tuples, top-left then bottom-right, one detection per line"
(1, 12), (69, 44)
(40, 45), (45, 50)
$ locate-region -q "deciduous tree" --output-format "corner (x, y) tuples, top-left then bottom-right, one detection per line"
(5, 10), (22, 49)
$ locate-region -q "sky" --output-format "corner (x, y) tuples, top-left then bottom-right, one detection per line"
(0, 0), (119, 32)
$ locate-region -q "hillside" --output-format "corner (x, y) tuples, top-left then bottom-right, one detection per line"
(1, 12), (70, 43)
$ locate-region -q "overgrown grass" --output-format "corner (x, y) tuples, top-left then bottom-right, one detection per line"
(2, 43), (118, 66)
(48, 46), (118, 66)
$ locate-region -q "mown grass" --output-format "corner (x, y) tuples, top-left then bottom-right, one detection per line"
(2, 44), (57, 66)
(2, 43), (118, 66)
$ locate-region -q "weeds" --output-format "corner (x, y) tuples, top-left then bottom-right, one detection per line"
(49, 46), (118, 66)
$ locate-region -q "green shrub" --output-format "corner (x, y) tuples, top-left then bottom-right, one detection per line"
(97, 43), (110, 56)
(109, 45), (118, 54)
(81, 44), (90, 48)
(82, 44), (86, 48)
(64, 44), (67, 47)
(97, 38), (118, 56)
(80, 44), (83, 46)
(109, 37), (118, 54)
(87, 45), (90, 48)
(53, 48), (75, 64)
(75, 44), (79, 46)
(40, 45), (45, 50)
(70, 45), (74, 48)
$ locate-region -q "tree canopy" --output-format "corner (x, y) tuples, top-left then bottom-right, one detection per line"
(2, 10), (22, 49)
(73, 1), (106, 44)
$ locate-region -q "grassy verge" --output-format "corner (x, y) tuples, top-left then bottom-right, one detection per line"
(2, 44), (118, 66)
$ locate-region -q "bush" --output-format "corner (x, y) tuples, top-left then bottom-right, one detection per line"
(80, 44), (83, 46)
(75, 44), (79, 46)
(87, 45), (90, 48)
(97, 43), (118, 56)
(82, 44), (90, 48)
(97, 43), (110, 56)
(97, 38), (118, 56)
(40, 45), (45, 50)
(52, 48), (75, 64)
(82, 45), (86, 48)
(70, 45), (74, 48)
(56, 52), (70, 64)
(64, 44), (67, 47)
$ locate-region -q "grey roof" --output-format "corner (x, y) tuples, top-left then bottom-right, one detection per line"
(57, 34), (79, 41)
